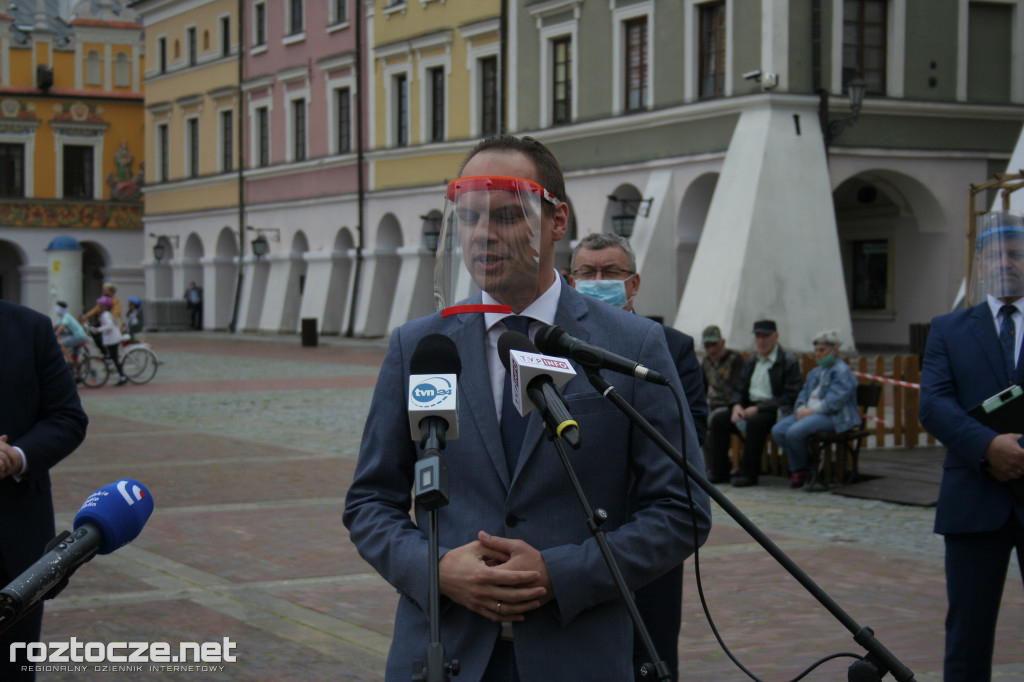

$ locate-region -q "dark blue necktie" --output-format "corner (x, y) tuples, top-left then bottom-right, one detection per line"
(1000, 304), (1018, 383)
(500, 315), (531, 476)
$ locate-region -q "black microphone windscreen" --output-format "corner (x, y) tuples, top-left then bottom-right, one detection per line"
(534, 324), (567, 356)
(410, 334), (462, 377)
(497, 331), (536, 373)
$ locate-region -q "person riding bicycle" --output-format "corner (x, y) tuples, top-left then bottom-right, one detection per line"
(53, 301), (89, 367)
(94, 296), (128, 387)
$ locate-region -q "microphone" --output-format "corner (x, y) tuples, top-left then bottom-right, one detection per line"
(408, 333), (462, 446)
(0, 479), (153, 629)
(534, 324), (671, 386)
(498, 331), (581, 449)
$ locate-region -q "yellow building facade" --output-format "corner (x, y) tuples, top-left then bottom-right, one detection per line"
(135, 0), (242, 326)
(0, 2), (146, 313)
(370, 0), (500, 191)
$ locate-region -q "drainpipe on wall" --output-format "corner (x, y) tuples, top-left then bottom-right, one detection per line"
(499, 0), (507, 134)
(348, 0), (368, 337)
(228, 0), (246, 333)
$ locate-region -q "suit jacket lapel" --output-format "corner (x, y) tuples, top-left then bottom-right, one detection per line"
(512, 283), (592, 484)
(969, 303), (1009, 385)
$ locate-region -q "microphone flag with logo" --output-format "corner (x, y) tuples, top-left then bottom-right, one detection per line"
(498, 331), (581, 448)
(408, 333), (461, 441)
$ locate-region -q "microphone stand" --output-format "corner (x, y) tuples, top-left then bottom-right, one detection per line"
(584, 369), (915, 682)
(541, 403), (672, 682)
(412, 420), (460, 682)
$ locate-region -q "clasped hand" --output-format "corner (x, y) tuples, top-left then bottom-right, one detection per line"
(984, 432), (1024, 482)
(438, 530), (553, 623)
(0, 435), (20, 481)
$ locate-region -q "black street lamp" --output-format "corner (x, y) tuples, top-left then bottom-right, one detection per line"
(149, 233), (179, 263)
(247, 226), (280, 261)
(819, 77), (867, 147)
(421, 214), (442, 253)
(607, 195), (653, 239)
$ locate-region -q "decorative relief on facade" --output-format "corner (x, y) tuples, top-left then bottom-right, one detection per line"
(53, 101), (105, 123)
(107, 140), (144, 201)
(0, 99), (38, 119)
(0, 201), (142, 229)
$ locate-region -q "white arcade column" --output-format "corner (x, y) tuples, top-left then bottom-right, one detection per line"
(675, 102), (855, 352)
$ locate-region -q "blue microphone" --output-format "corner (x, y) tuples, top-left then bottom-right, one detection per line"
(0, 479), (154, 630)
(74, 478), (154, 554)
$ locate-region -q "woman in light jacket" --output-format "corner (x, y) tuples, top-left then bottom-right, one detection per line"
(771, 329), (859, 488)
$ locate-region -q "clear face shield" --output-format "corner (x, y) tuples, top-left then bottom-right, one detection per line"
(434, 175), (560, 315)
(969, 211), (1024, 305)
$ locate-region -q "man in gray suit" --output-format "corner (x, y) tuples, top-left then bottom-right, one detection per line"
(343, 136), (711, 681)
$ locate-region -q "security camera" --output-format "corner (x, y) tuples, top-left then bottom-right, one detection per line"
(742, 69), (762, 82)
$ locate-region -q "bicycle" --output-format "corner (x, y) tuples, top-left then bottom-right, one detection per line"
(118, 340), (160, 384)
(69, 341), (109, 388)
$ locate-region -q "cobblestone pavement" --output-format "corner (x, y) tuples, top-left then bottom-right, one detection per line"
(28, 332), (1024, 681)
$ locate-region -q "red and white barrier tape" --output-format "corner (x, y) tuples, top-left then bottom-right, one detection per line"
(852, 370), (921, 390)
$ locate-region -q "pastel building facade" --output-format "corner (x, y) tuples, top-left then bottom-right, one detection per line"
(135, 0), (1024, 351)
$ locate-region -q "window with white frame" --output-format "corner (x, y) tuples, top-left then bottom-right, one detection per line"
(335, 86), (352, 153)
(611, 2), (653, 114)
(428, 67), (445, 142)
(114, 52), (130, 87)
(254, 1), (267, 46)
(220, 109), (233, 173)
(157, 36), (167, 73)
(157, 122), (169, 181)
(331, 0), (348, 25)
(0, 143), (25, 197)
(480, 57), (498, 136)
(843, 0), (886, 94)
(624, 17), (648, 110)
(534, 4), (579, 130)
(63, 145), (94, 198)
(185, 116), (199, 177)
(394, 73), (409, 147)
(287, 0), (304, 37)
(698, 1), (726, 99)
(255, 105), (270, 166)
(52, 129), (101, 199)
(551, 36), (572, 125)
(86, 50), (101, 86)
(291, 97), (307, 161)
(417, 47), (451, 144)
(220, 16), (231, 57)
(187, 26), (197, 66)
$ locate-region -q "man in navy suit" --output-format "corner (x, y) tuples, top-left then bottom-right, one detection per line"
(568, 231), (706, 681)
(920, 210), (1024, 682)
(344, 136), (711, 681)
(0, 300), (89, 681)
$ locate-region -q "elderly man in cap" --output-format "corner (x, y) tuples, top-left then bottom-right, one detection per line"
(705, 320), (802, 487)
(920, 209), (1024, 681)
(700, 325), (746, 418)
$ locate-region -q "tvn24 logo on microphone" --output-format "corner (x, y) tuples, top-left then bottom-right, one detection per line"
(408, 374), (459, 439)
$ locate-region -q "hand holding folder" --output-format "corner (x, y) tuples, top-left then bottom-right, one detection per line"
(969, 384), (1024, 503)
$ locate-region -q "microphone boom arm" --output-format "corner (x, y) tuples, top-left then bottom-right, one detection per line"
(583, 369), (915, 682)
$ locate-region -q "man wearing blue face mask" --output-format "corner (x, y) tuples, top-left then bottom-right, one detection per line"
(569, 231), (706, 682)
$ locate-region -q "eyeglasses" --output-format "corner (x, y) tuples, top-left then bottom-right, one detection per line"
(571, 267), (634, 280)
